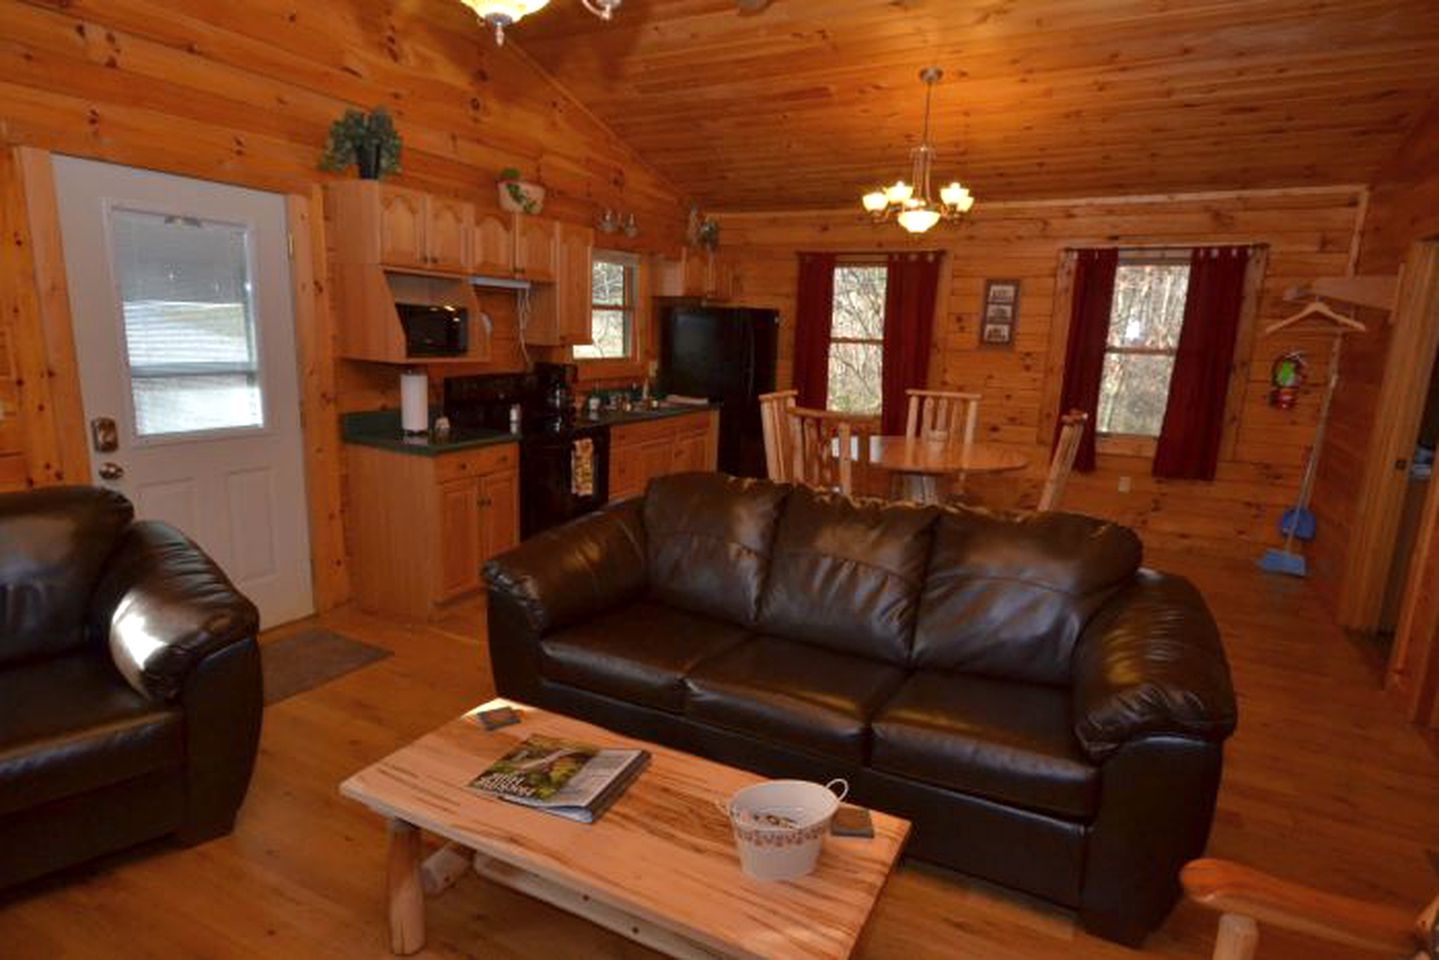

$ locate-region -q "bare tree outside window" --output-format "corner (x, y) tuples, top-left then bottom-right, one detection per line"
(828, 265), (887, 415)
(1096, 260), (1190, 437)
(575, 254), (634, 360)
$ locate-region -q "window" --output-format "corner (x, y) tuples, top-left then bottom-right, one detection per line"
(574, 251), (636, 360)
(827, 263), (887, 415)
(1096, 254), (1191, 437)
(110, 208), (264, 437)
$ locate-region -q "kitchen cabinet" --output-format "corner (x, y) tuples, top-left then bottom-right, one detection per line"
(472, 213), (514, 276)
(330, 181), (475, 273)
(524, 221), (595, 346)
(609, 411), (719, 500)
(655, 249), (738, 301)
(514, 215), (559, 282)
(346, 442), (519, 619)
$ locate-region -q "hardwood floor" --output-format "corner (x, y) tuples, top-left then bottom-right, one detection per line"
(2, 550), (1437, 959)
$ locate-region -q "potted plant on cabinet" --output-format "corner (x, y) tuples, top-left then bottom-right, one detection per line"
(497, 167), (546, 215)
(319, 107), (402, 180)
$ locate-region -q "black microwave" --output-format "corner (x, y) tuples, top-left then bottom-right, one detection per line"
(398, 303), (469, 357)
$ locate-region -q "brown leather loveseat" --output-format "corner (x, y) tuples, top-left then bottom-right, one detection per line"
(484, 473), (1237, 945)
(0, 487), (262, 890)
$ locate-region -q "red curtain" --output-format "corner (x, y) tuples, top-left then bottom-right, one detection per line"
(880, 252), (943, 435)
(1057, 248), (1119, 472)
(1153, 246), (1252, 480)
(793, 252), (837, 408)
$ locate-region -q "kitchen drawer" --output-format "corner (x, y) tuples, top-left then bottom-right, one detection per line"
(434, 443), (516, 484)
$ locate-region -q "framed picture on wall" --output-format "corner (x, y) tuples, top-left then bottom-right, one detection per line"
(980, 279), (1020, 348)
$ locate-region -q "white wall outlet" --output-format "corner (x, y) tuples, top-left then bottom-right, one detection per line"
(1117, 475), (1132, 493)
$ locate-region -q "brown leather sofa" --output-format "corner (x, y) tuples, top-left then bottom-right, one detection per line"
(484, 473), (1238, 945)
(0, 487), (262, 890)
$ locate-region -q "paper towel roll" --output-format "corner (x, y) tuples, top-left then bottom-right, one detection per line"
(400, 371), (429, 435)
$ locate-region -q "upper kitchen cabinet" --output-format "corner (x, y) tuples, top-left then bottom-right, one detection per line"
(472, 213), (514, 276)
(514, 215), (559, 282)
(655, 248), (737, 301)
(328, 181), (474, 274)
(524, 222), (595, 346)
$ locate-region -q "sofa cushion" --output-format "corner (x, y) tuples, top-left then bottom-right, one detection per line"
(540, 601), (750, 713)
(756, 488), (938, 664)
(0, 653), (184, 816)
(912, 509), (1142, 685)
(0, 487), (134, 667)
(684, 635), (906, 762)
(643, 473), (789, 627)
(871, 671), (1099, 819)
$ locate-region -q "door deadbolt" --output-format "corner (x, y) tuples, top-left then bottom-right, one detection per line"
(90, 417), (119, 453)
(97, 461), (125, 481)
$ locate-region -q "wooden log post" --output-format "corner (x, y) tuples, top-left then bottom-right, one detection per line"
(386, 819), (425, 955)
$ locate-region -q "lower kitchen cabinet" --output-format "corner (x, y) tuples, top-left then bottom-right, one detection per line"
(347, 442), (519, 620)
(609, 410), (719, 500)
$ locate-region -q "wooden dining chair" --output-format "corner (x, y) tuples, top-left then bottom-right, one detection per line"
(758, 389), (798, 481)
(905, 389), (982, 446)
(1037, 410), (1088, 512)
(788, 406), (853, 496)
(906, 389), (982, 498)
(1182, 858), (1439, 959)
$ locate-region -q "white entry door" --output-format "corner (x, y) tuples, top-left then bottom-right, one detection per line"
(53, 156), (314, 628)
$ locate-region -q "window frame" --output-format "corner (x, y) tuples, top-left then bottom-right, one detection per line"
(575, 249), (639, 365)
(1095, 248), (1193, 448)
(826, 257), (888, 417)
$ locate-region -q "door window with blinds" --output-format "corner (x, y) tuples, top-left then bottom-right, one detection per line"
(1096, 251), (1191, 437)
(109, 209), (265, 437)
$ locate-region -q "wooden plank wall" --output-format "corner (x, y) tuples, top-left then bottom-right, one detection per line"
(719, 188), (1364, 558)
(1308, 104), (1439, 602)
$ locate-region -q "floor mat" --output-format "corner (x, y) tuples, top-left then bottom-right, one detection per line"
(261, 629), (392, 705)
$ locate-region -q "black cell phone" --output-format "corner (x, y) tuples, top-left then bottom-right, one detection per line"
(831, 804), (875, 838)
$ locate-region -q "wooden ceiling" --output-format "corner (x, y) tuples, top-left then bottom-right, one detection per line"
(509, 0), (1439, 210)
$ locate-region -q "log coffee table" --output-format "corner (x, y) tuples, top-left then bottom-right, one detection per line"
(340, 700), (910, 959)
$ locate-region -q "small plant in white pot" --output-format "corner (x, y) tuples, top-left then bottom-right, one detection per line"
(497, 168), (545, 215)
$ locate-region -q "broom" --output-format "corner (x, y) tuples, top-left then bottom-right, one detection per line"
(1259, 335), (1342, 576)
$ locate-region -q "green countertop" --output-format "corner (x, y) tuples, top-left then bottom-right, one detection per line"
(340, 404), (716, 458)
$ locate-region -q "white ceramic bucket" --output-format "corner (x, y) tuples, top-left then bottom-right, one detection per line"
(723, 778), (848, 881)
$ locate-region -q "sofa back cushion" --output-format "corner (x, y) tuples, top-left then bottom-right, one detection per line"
(643, 473), (788, 626)
(913, 508), (1142, 684)
(0, 487), (134, 666)
(757, 488), (938, 664)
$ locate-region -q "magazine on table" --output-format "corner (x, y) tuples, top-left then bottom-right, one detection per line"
(468, 735), (649, 823)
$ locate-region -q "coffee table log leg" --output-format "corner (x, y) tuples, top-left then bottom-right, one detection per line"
(387, 819), (425, 955)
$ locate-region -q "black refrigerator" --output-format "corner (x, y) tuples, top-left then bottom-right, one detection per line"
(659, 304), (779, 477)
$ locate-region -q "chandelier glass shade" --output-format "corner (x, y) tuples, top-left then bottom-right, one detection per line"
(459, 0), (621, 44)
(861, 68), (975, 234)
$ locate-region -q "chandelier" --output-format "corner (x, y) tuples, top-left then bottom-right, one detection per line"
(459, 0), (622, 45)
(861, 68), (975, 234)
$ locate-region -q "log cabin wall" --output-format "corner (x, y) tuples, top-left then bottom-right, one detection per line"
(1306, 106), (1439, 604)
(0, 0), (687, 491)
(718, 188), (1364, 557)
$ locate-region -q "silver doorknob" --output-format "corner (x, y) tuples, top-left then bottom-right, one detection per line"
(98, 461), (125, 481)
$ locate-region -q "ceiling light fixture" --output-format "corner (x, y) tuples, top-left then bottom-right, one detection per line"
(861, 68), (975, 234)
(459, 0), (621, 45)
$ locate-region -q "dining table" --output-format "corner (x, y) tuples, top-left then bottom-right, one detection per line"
(866, 435), (1030, 504)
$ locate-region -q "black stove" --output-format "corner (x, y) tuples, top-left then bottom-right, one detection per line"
(443, 365), (610, 539)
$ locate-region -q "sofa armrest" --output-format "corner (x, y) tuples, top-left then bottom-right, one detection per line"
(482, 498), (648, 636)
(1071, 570), (1237, 762)
(88, 521), (260, 702)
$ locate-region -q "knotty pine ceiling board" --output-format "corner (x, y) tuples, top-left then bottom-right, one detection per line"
(508, 0), (1439, 208)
